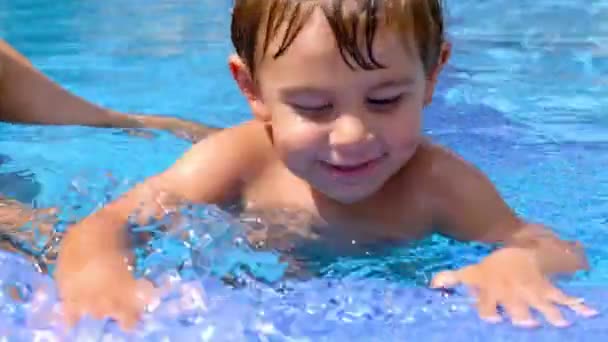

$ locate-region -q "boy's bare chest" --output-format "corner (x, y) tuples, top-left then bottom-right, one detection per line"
(239, 168), (432, 250)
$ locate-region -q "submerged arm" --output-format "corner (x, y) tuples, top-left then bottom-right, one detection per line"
(54, 122), (263, 329)
(56, 121), (262, 272)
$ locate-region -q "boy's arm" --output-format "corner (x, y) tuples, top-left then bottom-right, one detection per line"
(425, 144), (586, 275)
(422, 144), (598, 326)
(55, 122), (263, 328)
(0, 39), (217, 141)
(57, 122), (261, 260)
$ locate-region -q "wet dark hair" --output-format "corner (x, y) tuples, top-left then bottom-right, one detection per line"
(231, 0), (445, 78)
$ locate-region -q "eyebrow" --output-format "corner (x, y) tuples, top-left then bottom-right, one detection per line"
(372, 76), (417, 89)
(279, 76), (417, 97)
(280, 86), (332, 97)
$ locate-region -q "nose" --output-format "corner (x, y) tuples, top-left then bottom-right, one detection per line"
(329, 114), (374, 151)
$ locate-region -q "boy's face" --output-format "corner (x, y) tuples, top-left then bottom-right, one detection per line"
(232, 9), (449, 204)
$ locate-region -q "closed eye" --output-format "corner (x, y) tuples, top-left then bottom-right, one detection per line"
(367, 94), (403, 106)
(291, 103), (333, 112)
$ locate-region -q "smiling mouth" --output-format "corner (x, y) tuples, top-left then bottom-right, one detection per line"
(320, 154), (387, 176)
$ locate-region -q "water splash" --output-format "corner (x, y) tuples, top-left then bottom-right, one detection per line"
(0, 169), (604, 340)
(2, 245), (606, 341)
(0, 175), (492, 341)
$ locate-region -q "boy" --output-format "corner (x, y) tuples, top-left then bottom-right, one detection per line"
(54, 0), (597, 331)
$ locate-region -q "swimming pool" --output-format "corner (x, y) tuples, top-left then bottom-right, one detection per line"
(1, 0), (607, 340)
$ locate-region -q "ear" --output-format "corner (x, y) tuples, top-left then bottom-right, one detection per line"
(424, 41), (452, 106)
(228, 54), (271, 122)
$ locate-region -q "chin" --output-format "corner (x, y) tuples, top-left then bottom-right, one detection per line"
(319, 183), (384, 205)
(310, 163), (398, 205)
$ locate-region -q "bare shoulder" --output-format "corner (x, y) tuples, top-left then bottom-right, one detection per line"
(396, 138), (488, 217)
(158, 120), (274, 203)
(408, 139), (519, 240)
(175, 120), (272, 171)
(407, 139), (485, 186)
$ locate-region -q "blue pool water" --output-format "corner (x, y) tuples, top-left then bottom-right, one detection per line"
(0, 0), (607, 340)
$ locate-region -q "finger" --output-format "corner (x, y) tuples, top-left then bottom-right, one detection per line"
(568, 302), (599, 318)
(430, 270), (463, 289)
(88, 298), (115, 320)
(135, 279), (156, 300)
(501, 294), (539, 327)
(134, 279), (161, 312)
(475, 290), (502, 323)
(39, 207), (59, 216)
(519, 283), (569, 327)
(115, 287), (148, 331)
(545, 287), (583, 305)
(113, 306), (141, 332)
(545, 288), (599, 317)
(527, 296), (569, 327)
(431, 264), (482, 289)
(61, 299), (83, 328)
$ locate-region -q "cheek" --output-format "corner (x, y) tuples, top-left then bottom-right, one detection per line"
(272, 124), (325, 177)
(383, 112), (422, 150)
(270, 111), (326, 157)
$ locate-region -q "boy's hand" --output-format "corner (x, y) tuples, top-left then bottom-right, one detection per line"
(430, 247), (598, 327)
(55, 237), (156, 331)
